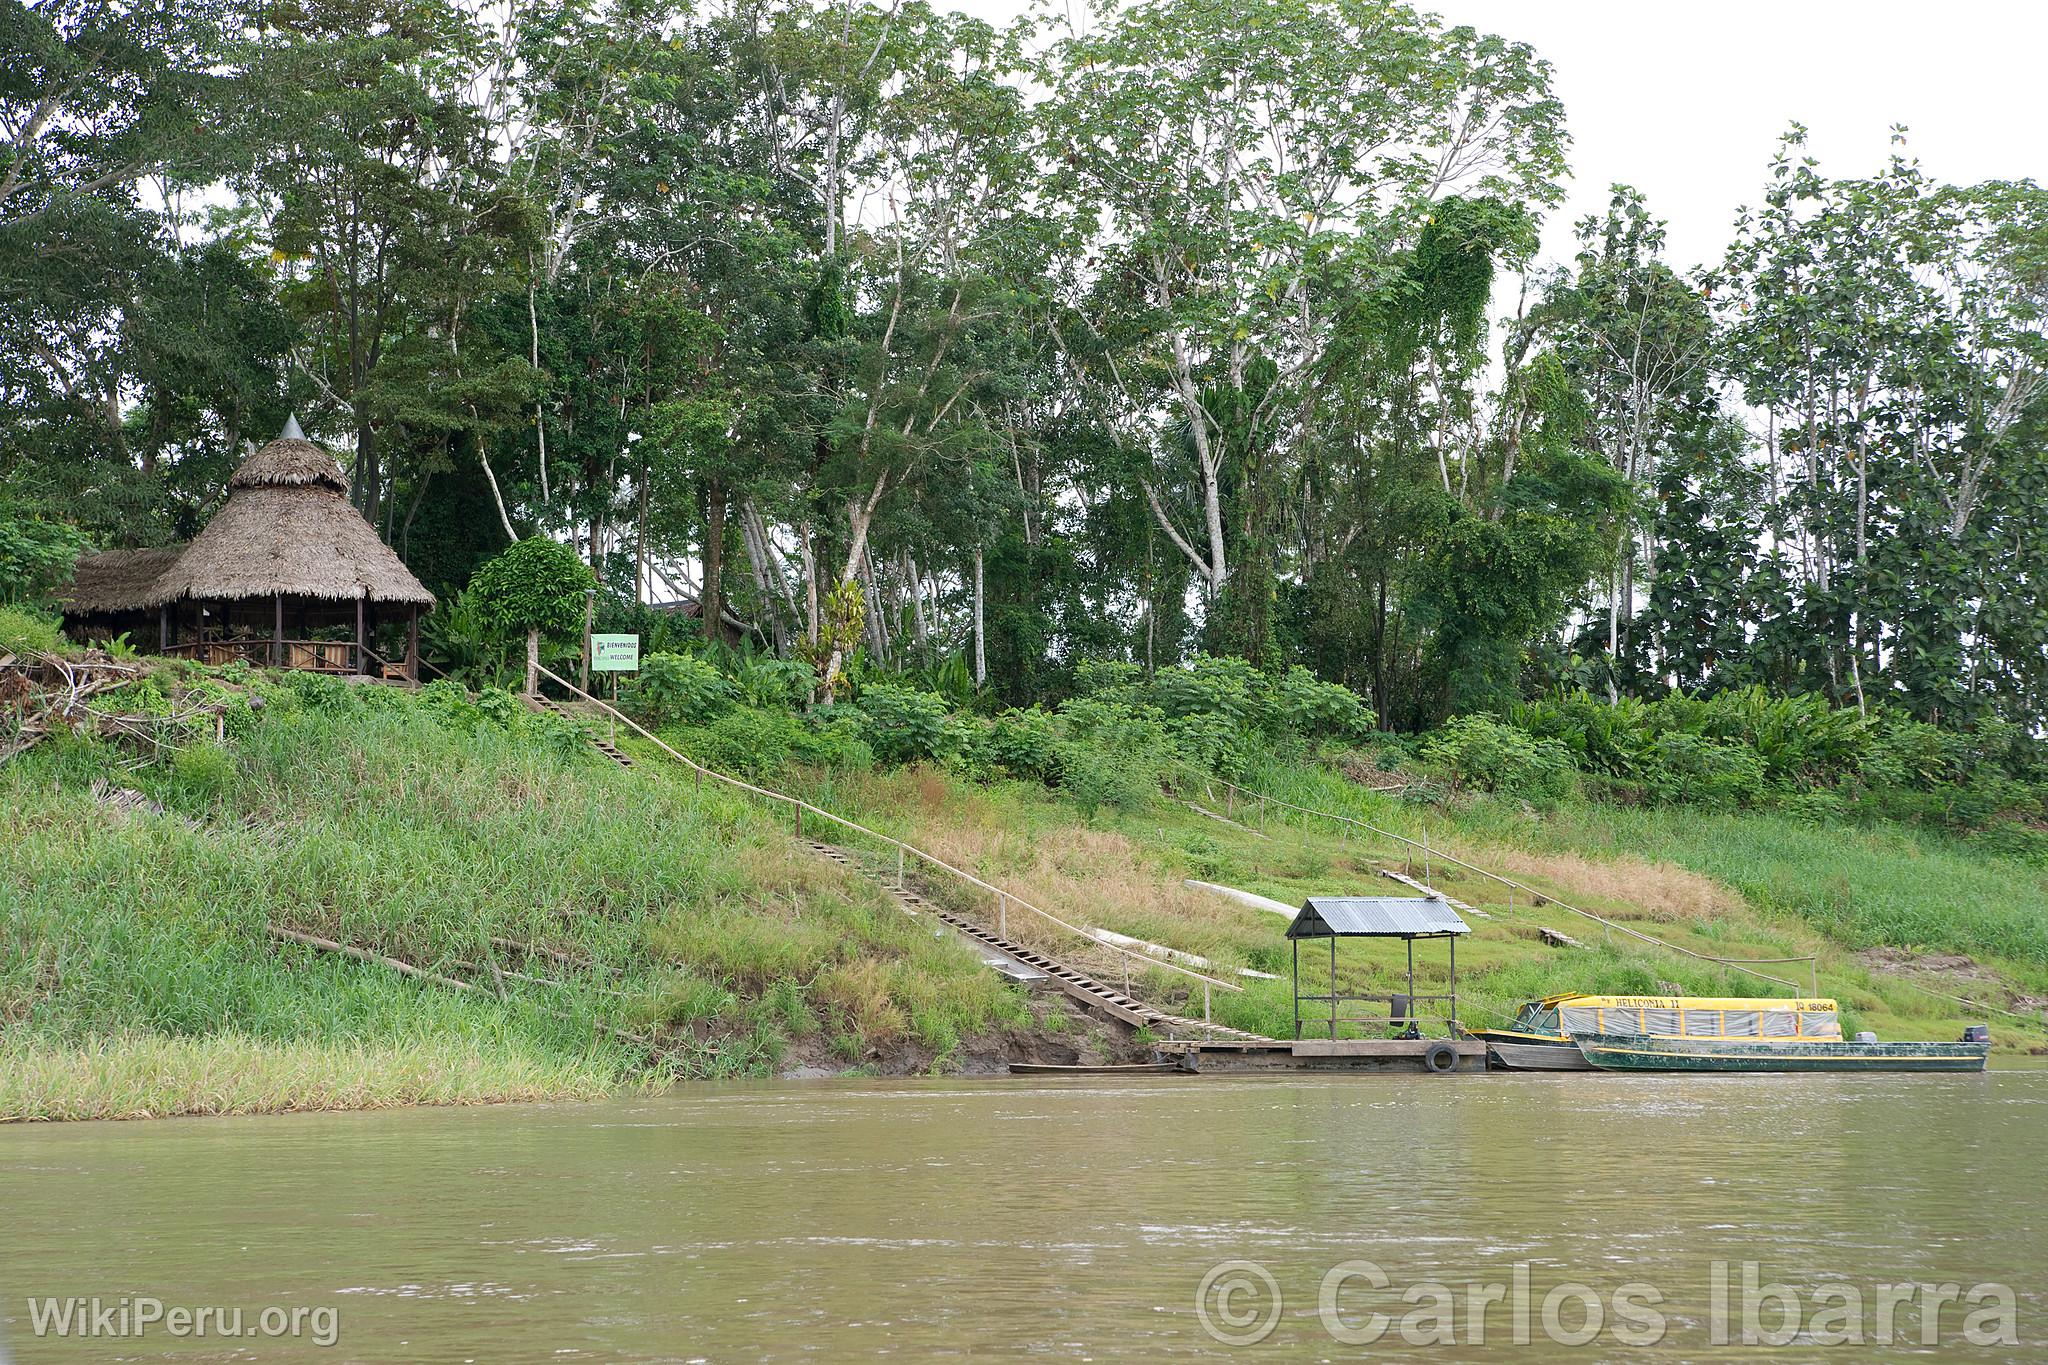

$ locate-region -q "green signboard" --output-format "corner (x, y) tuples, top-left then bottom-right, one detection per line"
(590, 633), (640, 672)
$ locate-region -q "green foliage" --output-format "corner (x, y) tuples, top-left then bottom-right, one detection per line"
(1278, 665), (1375, 740)
(420, 587), (513, 688)
(627, 653), (735, 727)
(0, 605), (66, 655)
(1421, 715), (1576, 804)
(985, 707), (1061, 783)
(0, 511), (89, 605)
(468, 539), (595, 639)
(168, 742), (236, 809)
(1054, 695), (1173, 815)
(854, 685), (951, 766)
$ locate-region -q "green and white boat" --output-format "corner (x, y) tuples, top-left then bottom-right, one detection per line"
(1476, 993), (1990, 1073)
(1574, 1033), (1989, 1073)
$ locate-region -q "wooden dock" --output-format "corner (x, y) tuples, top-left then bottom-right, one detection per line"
(1161, 1037), (1491, 1073)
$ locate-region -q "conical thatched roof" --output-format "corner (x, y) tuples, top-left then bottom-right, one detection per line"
(139, 437), (434, 608)
(56, 547), (185, 614)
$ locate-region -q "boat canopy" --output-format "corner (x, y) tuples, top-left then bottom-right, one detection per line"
(1547, 995), (1842, 1042)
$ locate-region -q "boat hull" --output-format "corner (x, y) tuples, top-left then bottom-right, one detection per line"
(1573, 1033), (1990, 1073)
(1483, 1038), (1594, 1071)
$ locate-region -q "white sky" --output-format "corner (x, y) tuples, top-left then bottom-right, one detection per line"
(956, 0), (2048, 275)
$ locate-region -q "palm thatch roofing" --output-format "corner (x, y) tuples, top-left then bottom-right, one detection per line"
(57, 547), (186, 614)
(136, 437), (434, 608)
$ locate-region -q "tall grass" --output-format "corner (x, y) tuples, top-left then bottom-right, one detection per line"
(1244, 755), (2048, 980)
(1, 678), (1028, 1120)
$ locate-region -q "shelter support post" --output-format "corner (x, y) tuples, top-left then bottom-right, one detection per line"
(1328, 936), (1337, 1040)
(158, 606), (169, 653)
(273, 594), (283, 667)
(407, 606), (419, 682)
(1406, 939), (1416, 1038)
(355, 598), (366, 675)
(1449, 934), (1458, 1036)
(1292, 939), (1300, 1040)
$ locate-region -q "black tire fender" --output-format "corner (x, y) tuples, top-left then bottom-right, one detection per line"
(1422, 1041), (1459, 1074)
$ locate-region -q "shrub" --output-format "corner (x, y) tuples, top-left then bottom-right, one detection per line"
(854, 684), (950, 766)
(468, 539), (595, 639)
(986, 707), (1061, 783)
(729, 653), (816, 710)
(677, 706), (809, 777)
(1638, 732), (1764, 809)
(169, 742), (236, 808)
(0, 509), (89, 606)
(1421, 714), (1575, 804)
(1055, 696), (1172, 814)
(0, 604), (65, 655)
(419, 588), (512, 689)
(1150, 655), (1264, 732)
(792, 713), (876, 771)
(627, 653), (734, 727)
(1164, 709), (1251, 777)
(1277, 665), (1375, 740)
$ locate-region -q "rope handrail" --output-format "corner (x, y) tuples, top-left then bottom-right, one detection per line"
(1201, 773), (1814, 993)
(534, 666), (1243, 997)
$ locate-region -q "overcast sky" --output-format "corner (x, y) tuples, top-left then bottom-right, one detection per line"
(955, 0), (2048, 276)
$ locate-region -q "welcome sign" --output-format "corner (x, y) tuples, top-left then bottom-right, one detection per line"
(590, 634), (640, 672)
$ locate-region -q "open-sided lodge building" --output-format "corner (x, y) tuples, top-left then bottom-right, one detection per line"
(57, 428), (434, 680)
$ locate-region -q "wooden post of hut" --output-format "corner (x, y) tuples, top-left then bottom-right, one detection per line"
(273, 593), (284, 667)
(355, 596), (367, 675)
(407, 606), (420, 682)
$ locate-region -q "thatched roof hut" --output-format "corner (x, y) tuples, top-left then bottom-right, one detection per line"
(141, 438), (433, 609)
(58, 425), (433, 678)
(57, 547), (184, 616)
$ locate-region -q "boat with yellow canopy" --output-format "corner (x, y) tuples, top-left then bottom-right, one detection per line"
(1473, 993), (1987, 1073)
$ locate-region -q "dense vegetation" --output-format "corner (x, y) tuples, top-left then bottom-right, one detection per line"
(6, 0), (2048, 1114)
(0, 665), (1032, 1118)
(6, 0), (2047, 737)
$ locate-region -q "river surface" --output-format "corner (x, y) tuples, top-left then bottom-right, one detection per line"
(3, 1072), (2044, 1362)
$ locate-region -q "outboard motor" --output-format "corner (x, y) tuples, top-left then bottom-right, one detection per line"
(1390, 994), (1419, 1040)
(1962, 1024), (1990, 1044)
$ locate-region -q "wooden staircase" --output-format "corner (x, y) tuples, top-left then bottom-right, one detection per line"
(804, 839), (1271, 1046)
(526, 694), (635, 769)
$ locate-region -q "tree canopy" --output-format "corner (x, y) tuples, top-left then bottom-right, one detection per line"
(7, 0), (2048, 733)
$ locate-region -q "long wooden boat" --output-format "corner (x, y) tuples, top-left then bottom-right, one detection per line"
(1573, 1033), (1989, 1073)
(1477, 992), (1989, 1074)
(1007, 1061), (1186, 1075)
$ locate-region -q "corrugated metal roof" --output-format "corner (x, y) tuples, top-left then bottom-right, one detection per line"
(1286, 895), (1469, 939)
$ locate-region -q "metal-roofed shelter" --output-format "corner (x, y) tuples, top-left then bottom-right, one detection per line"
(1286, 895), (1470, 1041)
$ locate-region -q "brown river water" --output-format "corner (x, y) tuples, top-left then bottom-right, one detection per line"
(3, 1071), (2044, 1362)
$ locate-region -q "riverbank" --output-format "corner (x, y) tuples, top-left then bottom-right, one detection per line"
(1, 667), (1049, 1122)
(9, 658), (2043, 1124)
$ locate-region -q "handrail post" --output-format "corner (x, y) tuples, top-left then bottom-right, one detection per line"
(998, 892), (1007, 939)
(1203, 981), (1211, 1023)
(896, 846), (905, 889)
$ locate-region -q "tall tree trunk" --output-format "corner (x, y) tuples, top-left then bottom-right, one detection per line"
(703, 477), (726, 645)
(972, 544), (986, 689)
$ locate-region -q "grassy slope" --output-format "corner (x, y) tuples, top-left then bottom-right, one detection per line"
(1, 679), (1025, 1121)
(776, 758), (2048, 1058)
